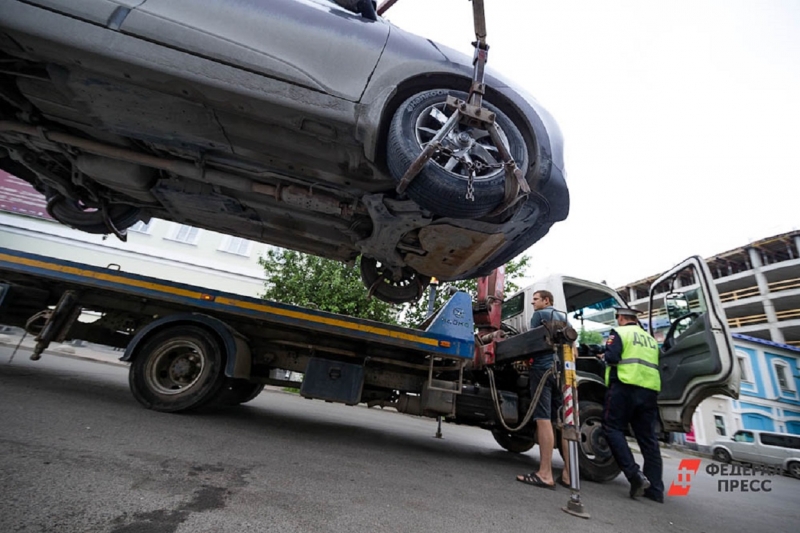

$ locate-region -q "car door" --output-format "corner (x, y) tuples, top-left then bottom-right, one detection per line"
(648, 256), (741, 432)
(730, 430), (759, 463)
(119, 0), (390, 101)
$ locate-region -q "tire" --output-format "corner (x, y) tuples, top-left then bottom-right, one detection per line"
(787, 461), (800, 479)
(129, 326), (227, 412)
(492, 430), (536, 453)
(573, 401), (622, 483)
(387, 89), (528, 219)
(212, 379), (265, 407)
(47, 193), (141, 234)
(713, 448), (732, 464)
(359, 255), (430, 305)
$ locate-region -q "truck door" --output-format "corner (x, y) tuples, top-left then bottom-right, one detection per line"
(648, 256), (741, 432)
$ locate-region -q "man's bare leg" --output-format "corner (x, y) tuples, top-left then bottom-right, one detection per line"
(535, 419), (555, 484)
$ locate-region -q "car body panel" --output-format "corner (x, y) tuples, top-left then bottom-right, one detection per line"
(121, 0), (390, 101)
(16, 0), (144, 26)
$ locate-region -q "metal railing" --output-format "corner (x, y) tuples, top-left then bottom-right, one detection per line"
(718, 277), (800, 303)
(727, 309), (800, 328)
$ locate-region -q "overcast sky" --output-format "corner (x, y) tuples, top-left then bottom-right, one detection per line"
(384, 0), (800, 288)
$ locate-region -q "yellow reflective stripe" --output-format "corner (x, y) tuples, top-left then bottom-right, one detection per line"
(0, 253), (439, 347)
(0, 253), (203, 298)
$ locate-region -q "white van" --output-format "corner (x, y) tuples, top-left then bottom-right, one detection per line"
(710, 430), (800, 478)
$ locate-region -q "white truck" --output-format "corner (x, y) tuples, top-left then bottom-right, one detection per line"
(497, 256), (741, 481)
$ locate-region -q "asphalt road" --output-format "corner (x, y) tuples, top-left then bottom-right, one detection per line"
(1, 344), (798, 533)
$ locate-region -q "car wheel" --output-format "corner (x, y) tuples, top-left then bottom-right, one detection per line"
(787, 461), (800, 479)
(387, 89), (528, 219)
(129, 326), (227, 412)
(713, 448), (732, 464)
(572, 401), (622, 483)
(47, 193), (141, 234)
(491, 430), (536, 453)
(359, 256), (430, 305)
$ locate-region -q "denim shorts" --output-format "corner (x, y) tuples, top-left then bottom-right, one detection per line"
(530, 364), (562, 422)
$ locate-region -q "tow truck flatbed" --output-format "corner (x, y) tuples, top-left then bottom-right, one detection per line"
(0, 247), (474, 360)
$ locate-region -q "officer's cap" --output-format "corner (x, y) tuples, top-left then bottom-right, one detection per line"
(613, 307), (641, 318)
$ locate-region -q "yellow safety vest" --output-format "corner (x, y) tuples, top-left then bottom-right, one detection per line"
(605, 325), (661, 392)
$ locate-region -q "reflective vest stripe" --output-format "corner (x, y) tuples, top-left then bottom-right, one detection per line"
(617, 358), (659, 370)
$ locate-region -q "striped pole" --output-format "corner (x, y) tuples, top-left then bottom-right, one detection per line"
(561, 342), (590, 518)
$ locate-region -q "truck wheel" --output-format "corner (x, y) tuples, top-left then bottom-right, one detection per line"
(491, 430), (536, 453)
(129, 326), (227, 412)
(212, 379), (265, 407)
(387, 89), (528, 219)
(713, 448), (731, 463)
(572, 401), (622, 483)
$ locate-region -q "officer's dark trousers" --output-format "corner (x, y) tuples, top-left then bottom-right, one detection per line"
(603, 382), (664, 497)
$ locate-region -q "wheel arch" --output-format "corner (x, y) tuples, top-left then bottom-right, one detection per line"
(368, 73), (538, 176)
(576, 372), (607, 405)
(122, 313), (251, 379)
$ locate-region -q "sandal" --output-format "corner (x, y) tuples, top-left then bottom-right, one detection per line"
(557, 478), (571, 489)
(516, 473), (556, 490)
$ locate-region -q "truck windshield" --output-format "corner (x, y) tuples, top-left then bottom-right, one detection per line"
(569, 295), (618, 342)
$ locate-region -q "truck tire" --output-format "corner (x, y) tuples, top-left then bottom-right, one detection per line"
(491, 430), (536, 453)
(387, 89), (528, 219)
(212, 379), (265, 407)
(559, 401), (622, 483)
(129, 326), (227, 412)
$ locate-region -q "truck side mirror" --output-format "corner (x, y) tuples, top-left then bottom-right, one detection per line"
(665, 292), (690, 321)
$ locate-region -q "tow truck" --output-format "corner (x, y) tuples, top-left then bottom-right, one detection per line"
(0, 247), (740, 488)
(0, 0), (740, 519)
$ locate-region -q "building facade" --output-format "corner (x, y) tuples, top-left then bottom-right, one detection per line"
(689, 335), (800, 449)
(0, 171), (270, 297)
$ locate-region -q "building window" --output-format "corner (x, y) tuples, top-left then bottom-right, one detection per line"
(736, 352), (752, 383)
(128, 220), (152, 234)
(773, 361), (794, 392)
(168, 224), (200, 245)
(714, 415), (727, 436)
(219, 236), (251, 257)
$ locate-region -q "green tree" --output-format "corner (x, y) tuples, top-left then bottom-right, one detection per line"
(578, 330), (604, 345)
(259, 249), (400, 324)
(400, 255), (532, 328)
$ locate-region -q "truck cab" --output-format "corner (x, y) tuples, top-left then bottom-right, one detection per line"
(498, 256), (741, 481)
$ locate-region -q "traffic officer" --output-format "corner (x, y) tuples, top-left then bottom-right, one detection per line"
(602, 307), (664, 502)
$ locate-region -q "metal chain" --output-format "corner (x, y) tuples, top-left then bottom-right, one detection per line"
(466, 165), (475, 201)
